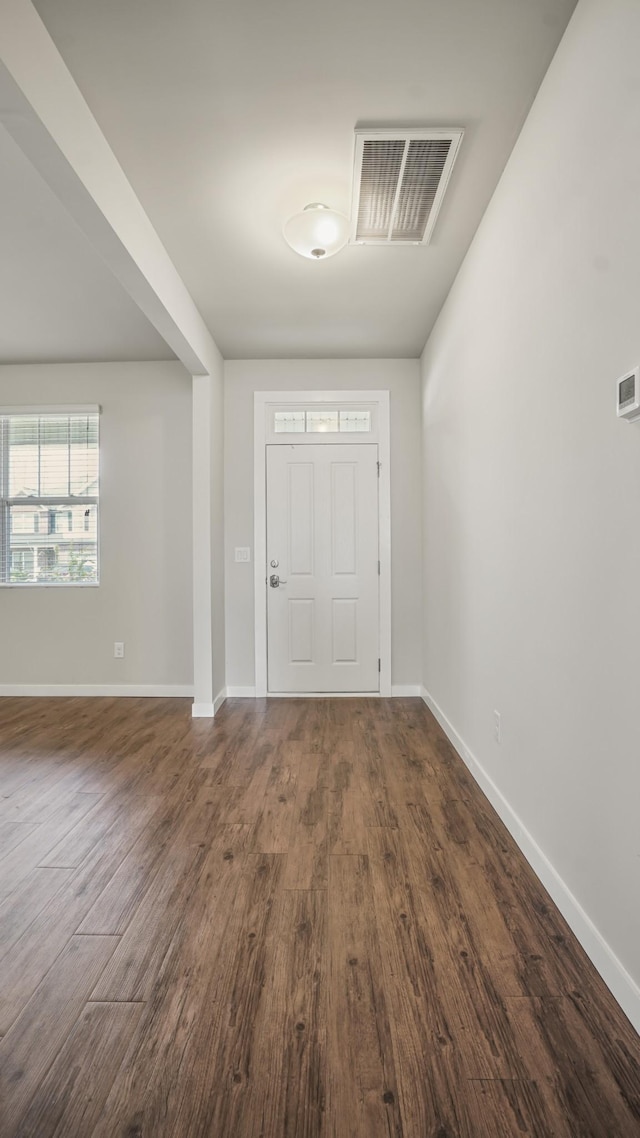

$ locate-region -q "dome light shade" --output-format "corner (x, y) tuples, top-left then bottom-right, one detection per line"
(283, 203), (350, 260)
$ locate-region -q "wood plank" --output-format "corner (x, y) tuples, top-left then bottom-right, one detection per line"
(0, 794), (159, 1036)
(0, 791), (103, 906)
(77, 784), (198, 935)
(268, 889), (327, 1137)
(504, 995), (640, 1136)
(282, 813), (329, 890)
(93, 851), (285, 1137)
(397, 825), (536, 1081)
(283, 751), (329, 890)
(0, 764), (97, 824)
(0, 866), (71, 965)
(198, 715), (269, 783)
(327, 854), (403, 1138)
(91, 825), (250, 1003)
(249, 755), (298, 853)
(170, 853), (288, 1137)
(469, 1078), (564, 1138)
(37, 791), (132, 868)
(182, 755), (272, 839)
(366, 824), (476, 1135)
(203, 887), (327, 1138)
(0, 934), (119, 1136)
(327, 745), (369, 856)
(0, 820), (38, 861)
(11, 1001), (144, 1138)
(213, 754), (275, 824)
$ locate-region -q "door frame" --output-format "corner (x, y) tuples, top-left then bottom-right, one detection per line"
(253, 389), (391, 697)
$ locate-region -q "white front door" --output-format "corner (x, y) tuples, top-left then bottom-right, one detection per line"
(266, 443), (380, 693)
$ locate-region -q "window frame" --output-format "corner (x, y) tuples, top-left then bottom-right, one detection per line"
(0, 405), (100, 588)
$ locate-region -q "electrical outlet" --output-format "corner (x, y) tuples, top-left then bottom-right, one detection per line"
(494, 710), (502, 744)
(114, 642), (125, 658)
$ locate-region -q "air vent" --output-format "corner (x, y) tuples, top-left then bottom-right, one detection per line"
(351, 128), (463, 246)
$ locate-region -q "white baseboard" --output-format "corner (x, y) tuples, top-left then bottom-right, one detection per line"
(421, 686), (640, 1035)
(225, 686), (257, 698)
(0, 684), (194, 698)
(391, 684), (422, 697)
(191, 689), (229, 718)
(191, 701), (215, 718)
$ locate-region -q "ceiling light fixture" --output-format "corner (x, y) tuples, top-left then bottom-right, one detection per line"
(283, 202), (349, 260)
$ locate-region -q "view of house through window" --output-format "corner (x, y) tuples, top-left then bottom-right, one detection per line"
(0, 411), (99, 585)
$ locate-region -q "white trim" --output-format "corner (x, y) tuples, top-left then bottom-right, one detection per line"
(253, 393), (268, 697)
(253, 390), (392, 699)
(0, 684), (194, 698)
(192, 376), (214, 712)
(377, 393), (392, 699)
(0, 405), (100, 415)
(192, 701), (215, 718)
(226, 685), (258, 698)
(421, 686), (640, 1035)
(0, 582), (100, 590)
(391, 684), (422, 697)
(192, 688), (228, 717)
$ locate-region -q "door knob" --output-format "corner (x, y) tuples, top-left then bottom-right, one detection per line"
(269, 574), (287, 588)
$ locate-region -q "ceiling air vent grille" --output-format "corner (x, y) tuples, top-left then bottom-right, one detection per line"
(352, 128), (463, 246)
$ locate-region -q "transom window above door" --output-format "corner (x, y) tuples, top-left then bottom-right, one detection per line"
(268, 403), (377, 442)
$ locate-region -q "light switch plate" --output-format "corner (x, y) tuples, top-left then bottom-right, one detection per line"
(234, 547), (251, 563)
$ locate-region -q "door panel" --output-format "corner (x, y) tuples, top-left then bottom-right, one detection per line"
(332, 598), (358, 663)
(288, 598), (315, 663)
(267, 443), (379, 693)
(331, 462), (357, 575)
(288, 462), (314, 574)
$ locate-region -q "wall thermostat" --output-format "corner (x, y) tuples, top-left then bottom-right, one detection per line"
(616, 366), (640, 421)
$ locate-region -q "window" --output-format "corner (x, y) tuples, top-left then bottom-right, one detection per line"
(273, 408), (372, 434)
(0, 409), (99, 585)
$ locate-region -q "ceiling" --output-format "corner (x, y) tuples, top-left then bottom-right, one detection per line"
(11, 0), (577, 362)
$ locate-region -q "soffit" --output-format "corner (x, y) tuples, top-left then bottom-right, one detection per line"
(0, 123), (175, 364)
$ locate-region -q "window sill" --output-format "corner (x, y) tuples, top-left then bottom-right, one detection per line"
(0, 582), (100, 589)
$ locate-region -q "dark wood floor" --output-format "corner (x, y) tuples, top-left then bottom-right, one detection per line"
(0, 697), (638, 1137)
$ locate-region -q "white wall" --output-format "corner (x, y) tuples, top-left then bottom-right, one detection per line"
(224, 358), (422, 690)
(421, 0), (640, 1025)
(0, 361), (193, 689)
